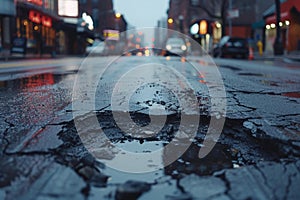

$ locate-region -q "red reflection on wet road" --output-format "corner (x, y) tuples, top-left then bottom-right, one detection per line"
(20, 73), (55, 89)
(282, 92), (300, 98)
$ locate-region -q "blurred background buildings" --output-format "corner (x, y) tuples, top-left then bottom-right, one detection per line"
(166, 0), (300, 54)
(0, 0), (127, 56)
(0, 0), (299, 57)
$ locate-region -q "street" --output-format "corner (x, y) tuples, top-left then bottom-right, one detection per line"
(0, 55), (300, 200)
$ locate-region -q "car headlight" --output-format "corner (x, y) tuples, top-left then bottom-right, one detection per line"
(181, 45), (187, 51)
(166, 45), (172, 50)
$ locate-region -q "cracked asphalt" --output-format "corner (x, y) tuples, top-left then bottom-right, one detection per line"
(0, 56), (299, 199)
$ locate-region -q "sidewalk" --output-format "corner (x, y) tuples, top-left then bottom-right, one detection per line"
(253, 51), (300, 63)
(0, 50), (84, 62)
(0, 52), (55, 62)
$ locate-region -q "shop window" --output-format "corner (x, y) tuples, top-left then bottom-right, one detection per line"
(16, 18), (21, 37)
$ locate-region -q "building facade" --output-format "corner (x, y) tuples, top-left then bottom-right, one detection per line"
(79, 0), (127, 39)
(167, 0), (190, 34)
(0, 0), (16, 56)
(230, 0), (273, 39)
(155, 17), (168, 49)
(13, 0), (60, 55)
(167, 0), (222, 51)
(264, 0), (300, 53)
(1, 0), (126, 57)
(167, 0), (274, 51)
(78, 0), (127, 54)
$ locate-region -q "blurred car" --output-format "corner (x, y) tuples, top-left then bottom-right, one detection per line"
(165, 37), (187, 56)
(124, 47), (150, 56)
(85, 39), (105, 56)
(213, 36), (249, 59)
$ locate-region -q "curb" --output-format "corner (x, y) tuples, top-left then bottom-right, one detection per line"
(253, 54), (300, 63)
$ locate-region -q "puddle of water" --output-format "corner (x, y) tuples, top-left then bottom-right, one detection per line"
(0, 72), (75, 91)
(78, 112), (244, 187)
(115, 140), (163, 153)
(94, 110), (238, 178)
(102, 165), (165, 184)
(100, 139), (166, 174)
(99, 137), (238, 183)
(100, 140), (166, 184)
(0, 71), (75, 129)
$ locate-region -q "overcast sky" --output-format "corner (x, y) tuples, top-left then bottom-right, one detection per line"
(113, 0), (169, 28)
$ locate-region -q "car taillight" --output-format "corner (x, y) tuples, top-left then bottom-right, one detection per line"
(225, 42), (232, 47)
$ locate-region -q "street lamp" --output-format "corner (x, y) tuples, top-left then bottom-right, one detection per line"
(168, 18), (174, 30)
(115, 12), (121, 19)
(178, 15), (184, 33)
(168, 18), (174, 24)
(115, 12), (122, 30)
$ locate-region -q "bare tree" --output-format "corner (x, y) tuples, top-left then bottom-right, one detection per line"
(192, 0), (229, 36)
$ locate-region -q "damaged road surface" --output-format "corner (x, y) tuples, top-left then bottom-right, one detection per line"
(0, 56), (300, 199)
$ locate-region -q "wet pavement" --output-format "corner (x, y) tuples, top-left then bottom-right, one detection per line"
(0, 56), (299, 199)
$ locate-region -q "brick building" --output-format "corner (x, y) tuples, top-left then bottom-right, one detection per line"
(1, 0), (127, 56)
(264, 0), (300, 53)
(79, 0), (127, 39)
(167, 0), (274, 49)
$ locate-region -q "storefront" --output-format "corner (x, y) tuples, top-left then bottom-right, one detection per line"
(0, 0), (16, 56)
(57, 0), (95, 55)
(190, 19), (221, 53)
(57, 14), (95, 55)
(264, 0), (300, 53)
(12, 0), (96, 56)
(13, 0), (60, 56)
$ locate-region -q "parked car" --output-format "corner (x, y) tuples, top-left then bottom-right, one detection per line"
(165, 37), (187, 56)
(125, 47), (150, 56)
(213, 36), (249, 59)
(85, 39), (105, 56)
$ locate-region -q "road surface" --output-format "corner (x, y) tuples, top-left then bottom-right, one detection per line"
(0, 55), (299, 199)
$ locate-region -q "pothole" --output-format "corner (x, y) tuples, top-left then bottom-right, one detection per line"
(42, 111), (299, 188)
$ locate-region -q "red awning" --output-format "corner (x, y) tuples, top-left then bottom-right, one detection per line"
(266, 0), (300, 24)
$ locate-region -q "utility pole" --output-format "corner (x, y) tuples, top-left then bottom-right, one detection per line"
(273, 0), (284, 55)
(179, 15), (184, 33)
(228, 0), (232, 36)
